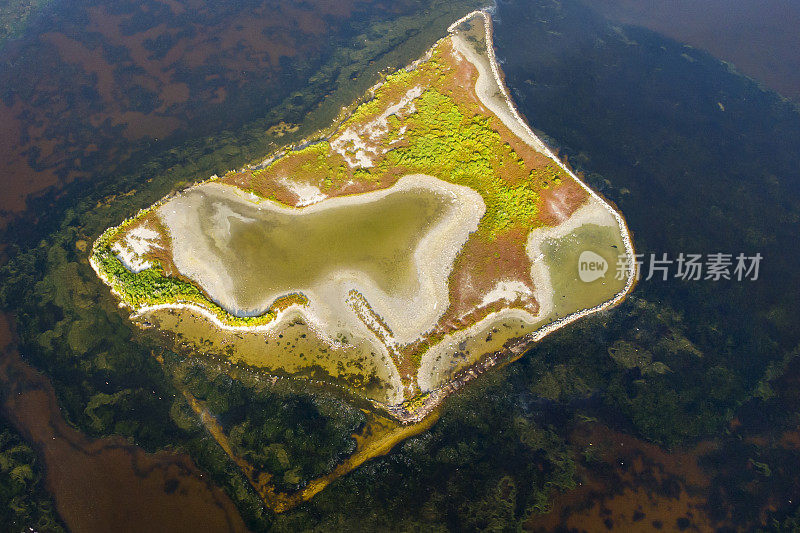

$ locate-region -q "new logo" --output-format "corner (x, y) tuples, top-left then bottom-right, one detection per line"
(578, 251), (608, 282)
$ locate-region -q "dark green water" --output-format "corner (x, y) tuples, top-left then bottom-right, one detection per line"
(495, 0), (800, 413)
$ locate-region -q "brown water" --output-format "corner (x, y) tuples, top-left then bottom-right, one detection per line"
(589, 0), (800, 102)
(0, 0), (403, 224)
(524, 423), (720, 531)
(0, 314), (248, 533)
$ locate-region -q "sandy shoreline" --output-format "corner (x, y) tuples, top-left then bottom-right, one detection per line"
(91, 9), (636, 424)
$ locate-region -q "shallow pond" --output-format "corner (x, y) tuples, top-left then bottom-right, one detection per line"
(161, 183), (451, 316)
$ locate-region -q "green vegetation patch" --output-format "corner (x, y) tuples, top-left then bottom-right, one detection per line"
(93, 245), (280, 327)
(246, 44), (567, 240)
(94, 38), (565, 327)
(380, 86), (545, 237)
(92, 216), (282, 327)
(340, 48), (563, 238)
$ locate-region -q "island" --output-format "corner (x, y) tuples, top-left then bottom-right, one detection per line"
(89, 10), (635, 509)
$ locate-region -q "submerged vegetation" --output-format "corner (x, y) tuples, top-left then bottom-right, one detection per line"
(0, 0), (51, 46)
(0, 421), (64, 532)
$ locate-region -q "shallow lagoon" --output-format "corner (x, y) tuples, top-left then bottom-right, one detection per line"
(161, 183), (451, 316)
(542, 223), (628, 318)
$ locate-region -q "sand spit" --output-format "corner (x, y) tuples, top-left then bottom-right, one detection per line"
(450, 24), (551, 157)
(458, 9), (635, 317)
(450, 10), (635, 270)
(416, 198), (619, 392)
(404, 11), (637, 422)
